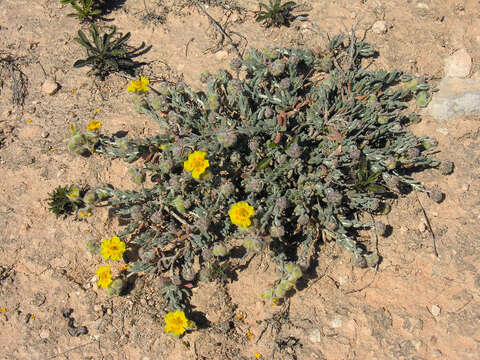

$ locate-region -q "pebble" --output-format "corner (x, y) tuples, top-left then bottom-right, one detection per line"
(431, 304), (441, 317)
(41, 78), (60, 95)
(93, 305), (102, 312)
(372, 20), (387, 34)
(331, 318), (342, 328)
(41, 131), (49, 138)
(106, 308), (112, 315)
(416, 2), (429, 9)
(39, 329), (50, 339)
(436, 128), (449, 136)
(444, 49), (472, 78)
(418, 222), (427, 233)
(308, 329), (322, 343)
(427, 77), (480, 122)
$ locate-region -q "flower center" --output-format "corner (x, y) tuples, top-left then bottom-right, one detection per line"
(192, 158), (204, 169)
(238, 208), (249, 218)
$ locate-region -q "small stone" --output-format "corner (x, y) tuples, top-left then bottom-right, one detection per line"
(427, 77), (480, 122)
(372, 20), (387, 34)
(418, 222), (427, 233)
(444, 49), (472, 78)
(41, 131), (49, 138)
(436, 128), (449, 136)
(39, 329), (50, 339)
(431, 304), (441, 316)
(93, 305), (102, 312)
(215, 50), (229, 61)
(42, 78), (60, 95)
(308, 329), (322, 343)
(31, 293), (46, 307)
(432, 349), (443, 358)
(331, 318), (342, 328)
(461, 183), (470, 192)
(416, 2), (429, 9)
(106, 308), (112, 315)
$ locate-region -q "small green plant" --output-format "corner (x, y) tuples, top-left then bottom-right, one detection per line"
(61, 0), (102, 22)
(73, 24), (147, 79)
(47, 185), (84, 218)
(255, 0), (296, 28)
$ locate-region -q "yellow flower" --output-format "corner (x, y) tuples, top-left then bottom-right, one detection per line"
(254, 353), (262, 360)
(183, 151), (209, 179)
(86, 120), (102, 131)
(164, 310), (196, 337)
(127, 76), (149, 93)
(93, 109), (101, 114)
(229, 201), (255, 229)
(78, 207), (93, 218)
(67, 186), (80, 201)
(0, 307), (6, 313)
(96, 266), (112, 289)
(100, 236), (126, 261)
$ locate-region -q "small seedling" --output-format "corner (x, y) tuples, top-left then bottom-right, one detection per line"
(73, 24), (147, 79)
(255, 0), (296, 28)
(61, 0), (102, 22)
(47, 185), (84, 218)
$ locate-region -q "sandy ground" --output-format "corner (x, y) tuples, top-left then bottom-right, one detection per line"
(0, 0), (479, 359)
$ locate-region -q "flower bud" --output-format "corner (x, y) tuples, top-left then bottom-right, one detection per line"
(279, 78), (291, 90)
(274, 285), (287, 298)
(212, 243), (228, 257)
(67, 186), (81, 201)
(270, 60), (285, 76)
(207, 95), (220, 111)
(106, 278), (125, 296)
(270, 225), (285, 238)
(287, 143), (302, 158)
(326, 188), (342, 207)
(243, 237), (263, 252)
(375, 221), (387, 237)
(264, 107), (274, 118)
(217, 130), (237, 148)
(439, 160), (454, 175)
(230, 57), (243, 70)
(220, 181), (235, 197)
(276, 197), (287, 211)
(261, 287), (274, 300)
(428, 187), (444, 203)
(127, 167), (145, 185)
(130, 205), (143, 221)
(279, 279), (294, 291)
(83, 190), (97, 204)
(172, 196), (186, 213)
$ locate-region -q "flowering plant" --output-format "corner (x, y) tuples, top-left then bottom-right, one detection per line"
(50, 31), (450, 312)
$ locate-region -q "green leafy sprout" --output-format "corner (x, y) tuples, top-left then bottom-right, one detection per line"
(255, 0), (297, 28)
(61, 0), (103, 22)
(73, 24), (148, 79)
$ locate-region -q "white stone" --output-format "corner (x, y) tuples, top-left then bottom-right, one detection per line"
(41, 78), (59, 95)
(308, 329), (322, 343)
(427, 77), (480, 122)
(444, 49), (472, 78)
(372, 20), (387, 34)
(39, 329), (50, 339)
(417, 2), (429, 9)
(331, 318), (342, 328)
(431, 305), (441, 316)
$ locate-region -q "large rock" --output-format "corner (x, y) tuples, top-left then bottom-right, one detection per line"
(427, 77), (480, 122)
(444, 49), (472, 78)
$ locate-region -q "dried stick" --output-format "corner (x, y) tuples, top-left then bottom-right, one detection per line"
(195, 3), (243, 60)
